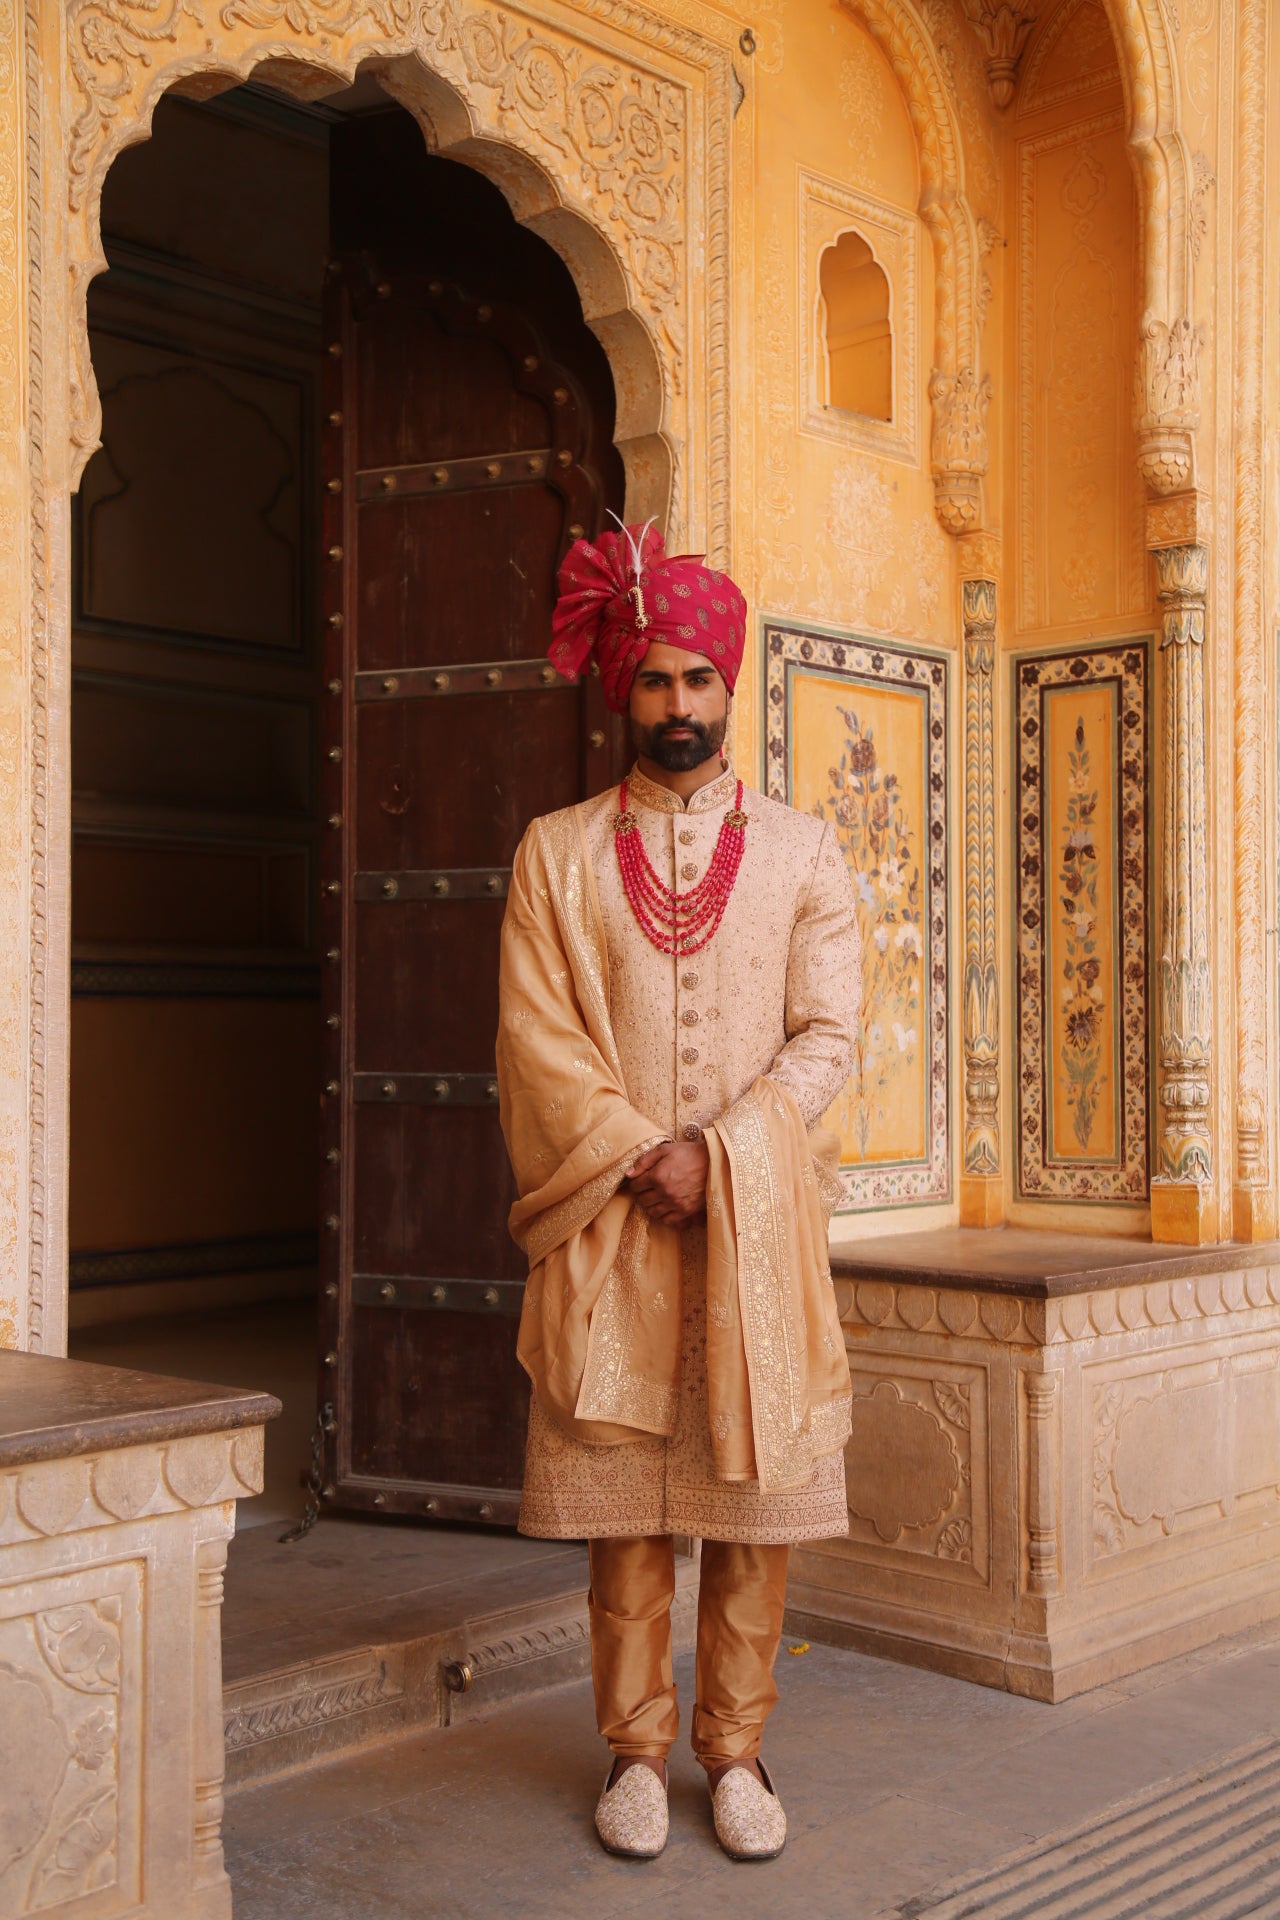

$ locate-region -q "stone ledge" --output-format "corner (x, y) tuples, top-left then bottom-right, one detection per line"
(799, 1227), (1280, 1702)
(0, 1352), (274, 1919)
(0, 1349), (281, 1467)
(830, 1225), (1280, 1297)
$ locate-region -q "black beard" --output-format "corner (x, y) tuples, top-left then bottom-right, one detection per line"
(631, 713), (727, 772)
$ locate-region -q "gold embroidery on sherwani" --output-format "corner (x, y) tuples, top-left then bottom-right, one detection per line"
(501, 766), (862, 1538)
(626, 763), (739, 817)
(518, 1229), (849, 1544)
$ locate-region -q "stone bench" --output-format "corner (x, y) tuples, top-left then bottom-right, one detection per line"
(789, 1227), (1280, 1701)
(0, 1350), (279, 1919)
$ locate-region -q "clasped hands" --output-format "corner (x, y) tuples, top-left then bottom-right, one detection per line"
(625, 1138), (710, 1228)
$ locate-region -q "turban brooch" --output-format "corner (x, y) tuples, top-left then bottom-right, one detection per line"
(547, 519), (747, 714)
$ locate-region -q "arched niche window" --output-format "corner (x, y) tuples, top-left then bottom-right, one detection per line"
(819, 229), (893, 423)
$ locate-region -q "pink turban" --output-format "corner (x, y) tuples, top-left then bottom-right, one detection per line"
(547, 523), (747, 714)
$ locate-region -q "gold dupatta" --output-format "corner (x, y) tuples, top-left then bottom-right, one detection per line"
(497, 803), (852, 1490)
(704, 1092), (852, 1488)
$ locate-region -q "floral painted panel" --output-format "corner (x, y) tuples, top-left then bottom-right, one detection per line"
(764, 622), (950, 1210)
(1015, 642), (1150, 1200)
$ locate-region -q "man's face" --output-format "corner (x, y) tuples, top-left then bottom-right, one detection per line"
(628, 641), (729, 772)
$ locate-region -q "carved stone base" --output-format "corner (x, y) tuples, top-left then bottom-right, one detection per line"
(959, 1174), (1004, 1228)
(0, 1352), (277, 1919)
(792, 1230), (1280, 1702)
(1151, 1179), (1220, 1245)
(1233, 1184), (1278, 1244)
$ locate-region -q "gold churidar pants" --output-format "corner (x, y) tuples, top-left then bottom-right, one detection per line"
(586, 1535), (789, 1770)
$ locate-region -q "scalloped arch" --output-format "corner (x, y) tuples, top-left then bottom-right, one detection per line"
(836, 0), (991, 531)
(1019, 0), (1190, 333)
(67, 45), (670, 521)
(839, 0), (1193, 519)
(59, 0), (735, 553)
(1094, 0), (1191, 328)
(837, 0), (980, 396)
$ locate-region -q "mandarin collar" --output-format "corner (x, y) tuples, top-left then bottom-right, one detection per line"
(626, 761), (739, 816)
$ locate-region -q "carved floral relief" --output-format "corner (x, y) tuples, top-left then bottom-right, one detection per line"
(0, 1569), (142, 1916)
(840, 1358), (988, 1581)
(1091, 1347), (1280, 1565)
(765, 622), (950, 1209)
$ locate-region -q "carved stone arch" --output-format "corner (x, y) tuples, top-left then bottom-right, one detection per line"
(17, 0), (733, 1352)
(1101, 0), (1198, 492)
(836, 0), (991, 534)
(60, 0), (735, 552)
(1020, 0), (1197, 492)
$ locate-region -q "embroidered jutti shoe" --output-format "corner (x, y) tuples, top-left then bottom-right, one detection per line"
(594, 1763), (669, 1859)
(710, 1760), (787, 1862)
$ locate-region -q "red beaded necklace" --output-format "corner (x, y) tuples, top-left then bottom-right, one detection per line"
(615, 774), (749, 956)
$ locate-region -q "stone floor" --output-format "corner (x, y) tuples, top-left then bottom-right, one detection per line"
(224, 1612), (1280, 1919)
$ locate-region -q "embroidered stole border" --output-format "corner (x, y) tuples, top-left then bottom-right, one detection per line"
(718, 1088), (852, 1490)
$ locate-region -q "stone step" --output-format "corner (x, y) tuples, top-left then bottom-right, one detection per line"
(220, 1515), (697, 1787)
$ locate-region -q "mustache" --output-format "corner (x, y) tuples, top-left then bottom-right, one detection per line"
(655, 717), (708, 736)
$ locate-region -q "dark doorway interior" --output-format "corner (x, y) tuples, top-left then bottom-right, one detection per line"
(68, 78), (624, 1532)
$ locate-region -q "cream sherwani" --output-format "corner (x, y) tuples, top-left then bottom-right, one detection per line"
(496, 763), (861, 1545)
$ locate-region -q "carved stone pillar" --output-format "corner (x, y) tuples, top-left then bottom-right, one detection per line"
(194, 1536), (231, 1915)
(929, 367), (992, 535)
(1136, 314), (1205, 498)
(1023, 1369), (1059, 1597)
(1150, 542), (1216, 1243)
(1231, 0), (1274, 1242)
(960, 577), (1002, 1226)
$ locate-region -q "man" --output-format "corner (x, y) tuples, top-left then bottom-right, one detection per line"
(496, 521), (860, 1863)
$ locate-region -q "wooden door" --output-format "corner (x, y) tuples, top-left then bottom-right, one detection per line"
(315, 230), (623, 1525)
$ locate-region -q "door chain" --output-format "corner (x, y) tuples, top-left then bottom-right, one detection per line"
(278, 1400), (336, 1544)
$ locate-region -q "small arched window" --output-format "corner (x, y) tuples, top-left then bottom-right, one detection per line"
(819, 229), (892, 423)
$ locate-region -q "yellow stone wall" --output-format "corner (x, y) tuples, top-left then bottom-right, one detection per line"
(0, 0), (1274, 1348)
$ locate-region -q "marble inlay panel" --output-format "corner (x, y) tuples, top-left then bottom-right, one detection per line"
(1014, 641), (1151, 1201)
(765, 622), (950, 1209)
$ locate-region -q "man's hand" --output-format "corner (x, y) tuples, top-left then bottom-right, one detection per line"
(625, 1139), (710, 1228)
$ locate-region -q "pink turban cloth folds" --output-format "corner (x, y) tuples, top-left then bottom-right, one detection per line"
(547, 524), (747, 714)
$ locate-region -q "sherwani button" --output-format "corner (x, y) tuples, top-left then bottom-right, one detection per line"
(681, 971), (699, 989)
(681, 862), (699, 880)
(678, 828), (696, 845)
(681, 1009), (699, 1025)
(682, 1046), (699, 1064)
(682, 1084), (698, 1100)
(683, 1124), (702, 1141)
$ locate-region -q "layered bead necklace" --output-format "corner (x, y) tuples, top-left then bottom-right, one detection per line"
(614, 774), (749, 956)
